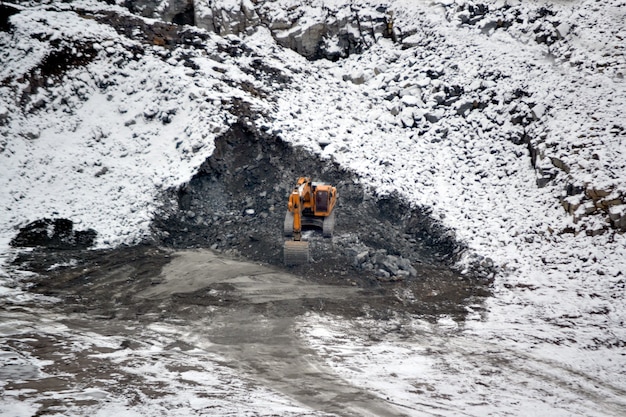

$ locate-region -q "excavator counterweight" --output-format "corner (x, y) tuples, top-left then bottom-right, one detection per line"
(283, 177), (337, 265)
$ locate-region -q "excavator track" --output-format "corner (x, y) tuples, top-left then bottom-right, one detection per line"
(283, 241), (310, 265)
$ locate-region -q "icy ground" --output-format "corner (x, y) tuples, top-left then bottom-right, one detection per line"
(1, 0), (625, 415)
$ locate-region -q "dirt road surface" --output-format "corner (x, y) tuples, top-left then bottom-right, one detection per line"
(3, 245), (623, 416)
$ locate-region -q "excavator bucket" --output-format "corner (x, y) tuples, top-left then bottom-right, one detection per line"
(283, 240), (310, 265)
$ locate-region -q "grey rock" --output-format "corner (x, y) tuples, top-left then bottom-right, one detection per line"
(455, 100), (474, 116)
(195, 1), (260, 36)
(550, 157), (570, 174)
(178, 1), (393, 60)
(355, 250), (370, 264)
(396, 270), (410, 279)
(24, 129), (41, 140)
(425, 109), (445, 123)
(350, 72), (366, 85)
(372, 251), (387, 265)
(381, 260), (399, 275)
(344, 246), (359, 258)
(389, 104), (401, 116)
(375, 269), (391, 279)
(397, 257), (412, 271)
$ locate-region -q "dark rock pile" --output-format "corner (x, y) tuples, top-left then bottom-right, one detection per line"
(151, 117), (495, 286)
(10, 218), (97, 250)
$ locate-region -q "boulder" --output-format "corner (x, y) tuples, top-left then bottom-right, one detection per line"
(0, 105), (10, 124)
(555, 22), (571, 39)
(586, 187), (612, 200)
(355, 250), (370, 264)
(375, 269), (391, 280)
(550, 156), (570, 174)
(425, 109), (445, 123)
(396, 270), (410, 279)
(372, 249), (387, 264)
(381, 259), (399, 275)
(400, 95), (422, 107)
(531, 103), (546, 119)
(454, 100), (474, 116)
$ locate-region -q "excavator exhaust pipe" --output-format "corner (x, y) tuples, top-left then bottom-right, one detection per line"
(283, 240), (310, 265)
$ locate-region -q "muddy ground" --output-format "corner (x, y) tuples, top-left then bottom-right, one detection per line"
(5, 244), (489, 416)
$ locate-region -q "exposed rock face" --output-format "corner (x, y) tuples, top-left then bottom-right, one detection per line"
(125, 0), (396, 60)
(125, 0), (195, 26)
(561, 184), (626, 234)
(527, 118), (626, 235)
(260, 4), (393, 60)
(194, 0), (259, 36)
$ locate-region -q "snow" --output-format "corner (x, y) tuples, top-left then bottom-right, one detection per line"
(1, 0), (625, 416)
(298, 313), (626, 416)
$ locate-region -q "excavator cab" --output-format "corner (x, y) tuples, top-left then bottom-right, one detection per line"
(312, 183), (335, 215)
(315, 190), (329, 212)
(283, 177), (337, 265)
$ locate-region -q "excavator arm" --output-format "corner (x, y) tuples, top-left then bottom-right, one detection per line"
(288, 188), (303, 241)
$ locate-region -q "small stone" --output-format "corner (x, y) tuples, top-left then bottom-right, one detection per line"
(143, 104), (159, 119)
(389, 104), (401, 116)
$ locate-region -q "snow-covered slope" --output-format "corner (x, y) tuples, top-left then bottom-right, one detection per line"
(1, 2), (260, 246)
(1, 0), (625, 415)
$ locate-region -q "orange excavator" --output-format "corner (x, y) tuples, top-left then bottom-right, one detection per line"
(283, 177), (337, 265)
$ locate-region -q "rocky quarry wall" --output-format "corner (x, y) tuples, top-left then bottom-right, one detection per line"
(125, 0), (396, 60)
(112, 1), (626, 236)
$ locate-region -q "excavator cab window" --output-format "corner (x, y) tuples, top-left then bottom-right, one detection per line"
(315, 190), (329, 212)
